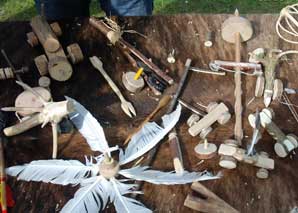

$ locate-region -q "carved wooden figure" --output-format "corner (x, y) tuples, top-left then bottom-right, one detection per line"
(27, 16), (83, 81)
(1, 81), (74, 158)
(249, 108), (298, 158)
(218, 140), (274, 178)
(188, 102), (231, 138)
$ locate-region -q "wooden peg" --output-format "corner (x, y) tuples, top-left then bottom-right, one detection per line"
(204, 31), (214, 47)
(34, 55), (48, 76)
(188, 102), (231, 137)
(194, 139), (217, 159)
(50, 22), (62, 37)
(184, 182), (239, 213)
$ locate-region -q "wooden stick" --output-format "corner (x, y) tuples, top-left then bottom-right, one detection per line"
(51, 122), (58, 159)
(89, 18), (174, 85)
(234, 32), (243, 145)
(123, 95), (171, 145)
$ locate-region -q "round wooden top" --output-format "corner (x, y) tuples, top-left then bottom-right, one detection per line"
(274, 142), (288, 158)
(194, 143), (217, 159)
(256, 168), (269, 179)
(122, 71), (145, 93)
(221, 15), (253, 43)
(15, 87), (51, 116)
(44, 38), (60, 53)
(219, 155), (237, 169)
(38, 76), (51, 88)
(48, 57), (73, 82)
(99, 158), (119, 179)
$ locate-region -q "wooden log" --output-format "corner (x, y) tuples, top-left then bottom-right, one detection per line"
(30, 16), (73, 81)
(188, 103), (229, 137)
(184, 182), (239, 213)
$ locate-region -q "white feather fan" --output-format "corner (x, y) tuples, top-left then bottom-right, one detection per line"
(6, 160), (98, 185)
(119, 104), (181, 165)
(61, 176), (111, 213)
(119, 166), (220, 185)
(65, 96), (110, 155)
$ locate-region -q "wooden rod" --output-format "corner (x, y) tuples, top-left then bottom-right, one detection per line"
(234, 32), (243, 145)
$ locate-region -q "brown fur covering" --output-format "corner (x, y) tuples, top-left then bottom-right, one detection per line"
(0, 15), (297, 212)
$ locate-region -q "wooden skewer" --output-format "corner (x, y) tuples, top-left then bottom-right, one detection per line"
(123, 95), (171, 145)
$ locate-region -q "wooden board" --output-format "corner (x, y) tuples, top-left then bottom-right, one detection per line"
(0, 14), (298, 213)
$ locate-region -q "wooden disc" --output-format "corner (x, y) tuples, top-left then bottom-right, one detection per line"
(221, 16), (253, 43)
(287, 134), (298, 148)
(15, 87), (51, 116)
(255, 76), (265, 97)
(122, 71), (145, 93)
(187, 114), (201, 127)
(274, 142), (288, 158)
(44, 37), (60, 53)
(224, 139), (238, 146)
(256, 168), (269, 179)
(50, 22), (62, 37)
(26, 32), (39, 47)
(219, 155), (237, 169)
(38, 76), (51, 88)
(67, 43), (84, 64)
(218, 112), (231, 125)
(273, 79), (283, 100)
(194, 143), (217, 159)
(34, 55), (48, 76)
(48, 57), (73, 81)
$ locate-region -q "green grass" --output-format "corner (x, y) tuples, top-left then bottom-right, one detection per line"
(0, 0), (298, 21)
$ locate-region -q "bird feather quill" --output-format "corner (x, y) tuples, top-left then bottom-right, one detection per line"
(61, 176), (110, 213)
(6, 160), (98, 185)
(119, 166), (221, 185)
(119, 104), (181, 165)
(65, 96), (110, 155)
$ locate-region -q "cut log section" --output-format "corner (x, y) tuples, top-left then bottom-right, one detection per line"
(194, 140), (217, 159)
(26, 32), (39, 47)
(34, 54), (48, 76)
(184, 182), (239, 213)
(15, 87), (52, 116)
(122, 71), (145, 93)
(50, 22), (62, 37)
(67, 43), (84, 64)
(48, 57), (73, 81)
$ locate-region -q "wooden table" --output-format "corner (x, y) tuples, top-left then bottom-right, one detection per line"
(0, 14), (298, 213)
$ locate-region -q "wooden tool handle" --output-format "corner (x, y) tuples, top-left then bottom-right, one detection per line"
(3, 113), (44, 136)
(168, 130), (184, 174)
(234, 32), (243, 145)
(90, 56), (125, 102)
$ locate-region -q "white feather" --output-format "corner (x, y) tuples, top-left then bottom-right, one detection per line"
(65, 96), (110, 154)
(6, 160), (98, 185)
(110, 178), (152, 213)
(61, 176), (111, 213)
(119, 166), (221, 185)
(119, 104), (181, 165)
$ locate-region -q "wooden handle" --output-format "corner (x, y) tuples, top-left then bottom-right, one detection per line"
(168, 130), (184, 174)
(234, 32), (243, 145)
(90, 56), (125, 101)
(4, 113), (44, 136)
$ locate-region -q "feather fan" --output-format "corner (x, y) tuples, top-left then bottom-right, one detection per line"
(119, 166), (220, 185)
(110, 178), (152, 213)
(61, 176), (111, 213)
(119, 104), (181, 165)
(6, 160), (98, 185)
(65, 96), (110, 155)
